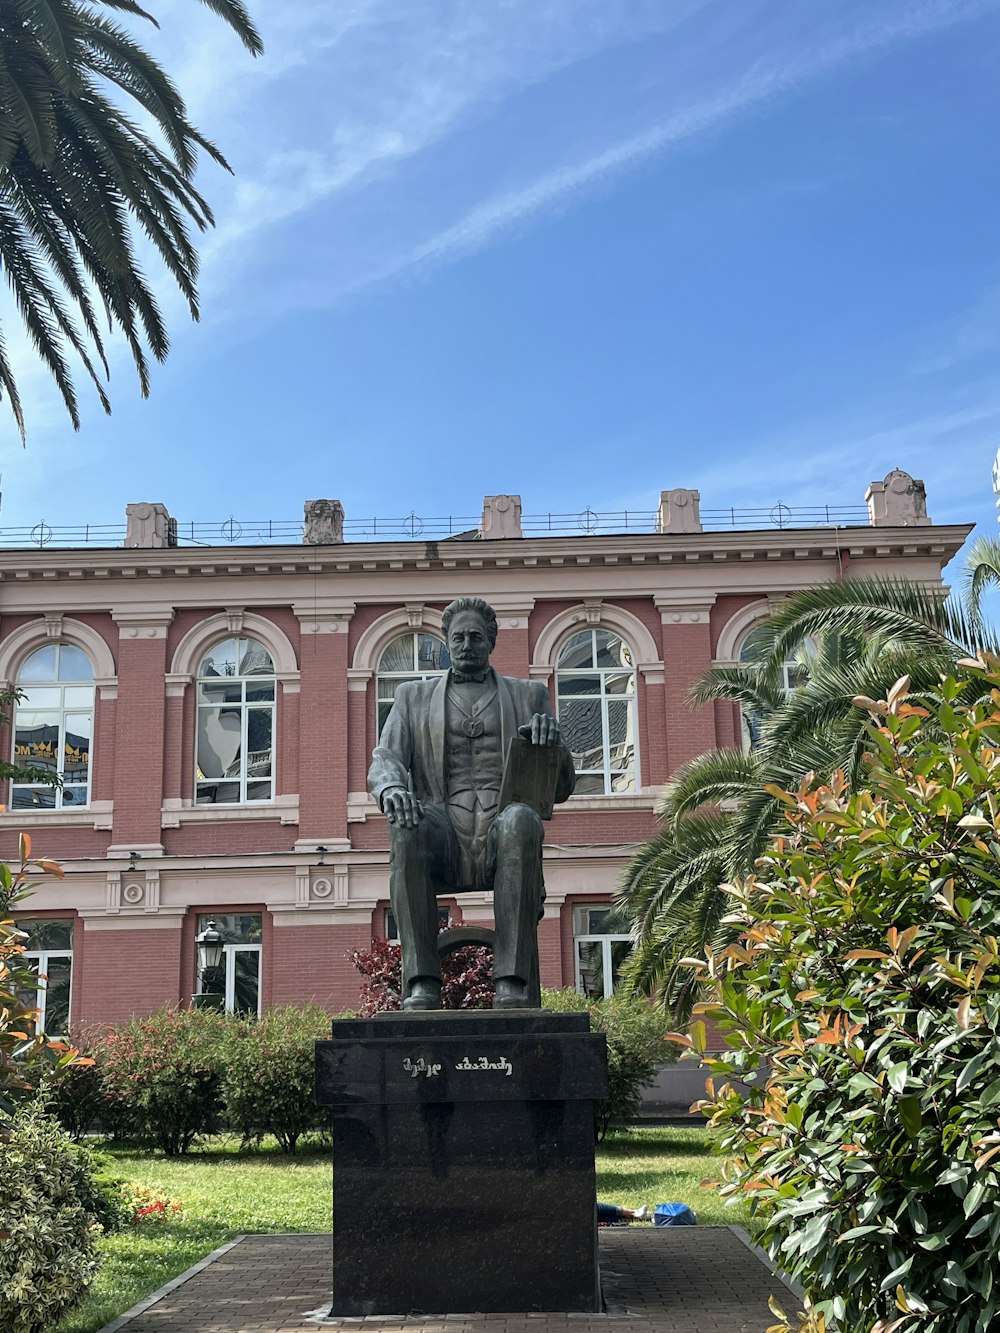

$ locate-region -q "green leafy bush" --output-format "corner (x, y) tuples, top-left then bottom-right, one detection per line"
(42, 1038), (108, 1139)
(0, 1101), (101, 1332)
(74, 1147), (132, 1233)
(1, 838), (87, 1129)
(222, 1004), (332, 1153)
(679, 669), (1000, 1333)
(543, 987), (672, 1139)
(99, 1006), (236, 1155)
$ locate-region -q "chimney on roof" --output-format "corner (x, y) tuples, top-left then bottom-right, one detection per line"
(125, 502), (177, 548)
(657, 488), (702, 533)
(865, 470), (930, 526)
(481, 494), (522, 539)
(303, 499), (345, 544)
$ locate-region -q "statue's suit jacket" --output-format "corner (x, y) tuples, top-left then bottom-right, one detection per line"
(368, 670), (576, 814)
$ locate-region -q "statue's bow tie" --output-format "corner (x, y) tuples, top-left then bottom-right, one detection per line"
(451, 669), (490, 684)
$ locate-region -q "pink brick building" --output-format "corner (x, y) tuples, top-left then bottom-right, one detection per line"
(4, 476), (969, 1031)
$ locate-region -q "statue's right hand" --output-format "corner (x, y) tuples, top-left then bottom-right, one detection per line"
(383, 788), (424, 829)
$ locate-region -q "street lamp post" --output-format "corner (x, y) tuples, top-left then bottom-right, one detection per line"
(194, 920), (226, 1010)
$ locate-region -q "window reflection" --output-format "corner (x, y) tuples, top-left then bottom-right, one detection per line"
(196, 913), (262, 1016)
(196, 638), (275, 805)
(12, 645), (95, 810)
(573, 905), (631, 999)
(19, 919), (74, 1035)
(556, 629), (636, 796)
(376, 632), (451, 736)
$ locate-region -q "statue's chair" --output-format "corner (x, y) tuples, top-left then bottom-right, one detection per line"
(436, 924), (542, 1007)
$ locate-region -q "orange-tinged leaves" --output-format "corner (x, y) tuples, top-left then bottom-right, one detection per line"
(764, 783), (796, 806)
(975, 1143), (1000, 1171)
(36, 859), (64, 878)
(18, 831), (30, 863)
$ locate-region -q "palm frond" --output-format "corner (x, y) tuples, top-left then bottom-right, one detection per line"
(690, 661), (786, 714)
(0, 0), (262, 434)
(658, 746), (761, 822)
(962, 535), (1000, 631)
(764, 576), (995, 663)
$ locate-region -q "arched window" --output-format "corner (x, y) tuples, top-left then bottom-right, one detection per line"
(376, 632), (450, 737)
(739, 624), (810, 750)
(196, 637), (275, 805)
(12, 644), (95, 809)
(556, 629), (636, 795)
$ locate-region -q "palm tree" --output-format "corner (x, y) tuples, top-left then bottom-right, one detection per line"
(618, 570), (998, 1018)
(0, 0), (263, 438)
(963, 533), (1000, 631)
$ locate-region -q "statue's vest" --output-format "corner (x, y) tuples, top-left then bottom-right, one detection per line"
(445, 683), (503, 887)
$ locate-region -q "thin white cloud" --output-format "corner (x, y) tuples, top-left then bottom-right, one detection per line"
(3, 0), (998, 450)
(377, 0), (994, 286)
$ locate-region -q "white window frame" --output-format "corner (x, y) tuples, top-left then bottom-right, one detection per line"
(23, 947), (73, 1035)
(222, 943), (262, 1017)
(556, 629), (638, 797)
(376, 631), (450, 737)
(196, 638), (276, 806)
(12, 644), (95, 811)
(573, 906), (631, 999)
(384, 906), (450, 945)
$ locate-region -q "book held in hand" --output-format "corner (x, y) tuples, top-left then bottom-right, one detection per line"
(498, 735), (563, 820)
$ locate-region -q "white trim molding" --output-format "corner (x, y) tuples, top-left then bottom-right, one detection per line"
(714, 599), (771, 665)
(111, 608), (174, 639)
(531, 601), (661, 673)
(0, 800), (113, 831)
(160, 795), (300, 828)
(292, 600), (355, 635)
(169, 610), (299, 678)
(0, 615), (117, 686)
(352, 606), (446, 674)
(654, 592), (717, 626)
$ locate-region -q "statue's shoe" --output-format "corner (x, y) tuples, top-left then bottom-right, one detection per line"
(403, 982), (441, 1011)
(493, 978), (529, 1009)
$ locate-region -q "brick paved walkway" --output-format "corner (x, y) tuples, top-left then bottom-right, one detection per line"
(100, 1230), (799, 1333)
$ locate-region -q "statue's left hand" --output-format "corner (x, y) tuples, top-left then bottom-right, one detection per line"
(518, 713), (561, 747)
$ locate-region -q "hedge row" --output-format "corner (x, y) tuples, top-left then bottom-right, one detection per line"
(48, 1004), (335, 1154)
(50, 989), (672, 1154)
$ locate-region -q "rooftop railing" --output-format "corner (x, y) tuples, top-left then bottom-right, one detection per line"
(0, 503), (873, 549)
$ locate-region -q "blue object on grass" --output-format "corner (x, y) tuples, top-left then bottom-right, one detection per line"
(654, 1202), (697, 1226)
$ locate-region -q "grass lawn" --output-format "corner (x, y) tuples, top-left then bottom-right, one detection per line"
(54, 1125), (746, 1333)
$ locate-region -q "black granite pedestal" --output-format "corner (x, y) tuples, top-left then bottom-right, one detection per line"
(314, 1009), (609, 1316)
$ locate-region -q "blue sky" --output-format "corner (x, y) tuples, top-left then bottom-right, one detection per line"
(2, 0), (999, 560)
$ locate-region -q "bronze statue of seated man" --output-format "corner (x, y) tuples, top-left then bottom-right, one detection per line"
(368, 596), (576, 1010)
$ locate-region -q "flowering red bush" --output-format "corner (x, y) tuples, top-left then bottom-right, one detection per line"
(350, 932), (494, 1015)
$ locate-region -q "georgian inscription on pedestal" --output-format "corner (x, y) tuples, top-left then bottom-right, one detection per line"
(455, 1055), (513, 1076)
(403, 1056), (441, 1079)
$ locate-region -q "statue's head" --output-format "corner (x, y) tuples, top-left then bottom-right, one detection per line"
(442, 597), (497, 674)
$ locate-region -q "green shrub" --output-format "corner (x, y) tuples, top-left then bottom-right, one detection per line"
(681, 669), (1000, 1333)
(74, 1147), (131, 1233)
(222, 1004), (332, 1153)
(542, 986), (672, 1140)
(1, 838), (87, 1129)
(42, 1038), (107, 1139)
(100, 1006), (236, 1155)
(0, 1101), (100, 1333)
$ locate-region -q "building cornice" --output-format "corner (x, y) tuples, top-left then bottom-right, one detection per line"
(0, 523), (972, 586)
